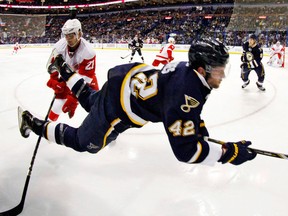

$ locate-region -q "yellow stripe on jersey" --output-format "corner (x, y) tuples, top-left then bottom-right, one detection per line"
(187, 141), (203, 163)
(120, 64), (154, 126)
(102, 118), (121, 149)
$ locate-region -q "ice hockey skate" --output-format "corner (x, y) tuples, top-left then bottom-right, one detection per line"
(241, 80), (250, 89)
(18, 107), (46, 138)
(256, 82), (266, 91)
(18, 107), (33, 138)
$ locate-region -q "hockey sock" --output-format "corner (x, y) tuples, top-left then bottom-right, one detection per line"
(54, 123), (86, 152)
(48, 110), (59, 121)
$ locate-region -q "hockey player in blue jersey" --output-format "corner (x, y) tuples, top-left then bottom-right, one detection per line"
(241, 34), (266, 91)
(19, 38), (256, 166)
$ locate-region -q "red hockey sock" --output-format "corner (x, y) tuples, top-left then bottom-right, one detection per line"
(48, 111), (59, 121)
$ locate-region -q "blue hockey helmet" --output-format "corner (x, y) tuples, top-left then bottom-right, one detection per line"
(188, 38), (229, 72)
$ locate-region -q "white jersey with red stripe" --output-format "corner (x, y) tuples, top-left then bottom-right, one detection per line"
(271, 43), (284, 57)
(54, 37), (96, 84)
(155, 43), (175, 61)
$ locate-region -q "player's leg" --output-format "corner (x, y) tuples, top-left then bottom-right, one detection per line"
(48, 98), (66, 121)
(277, 53), (283, 66)
(129, 50), (136, 63)
(267, 53), (275, 65)
(255, 64), (265, 91)
(19, 96), (131, 153)
(240, 64), (251, 88)
(137, 49), (144, 62)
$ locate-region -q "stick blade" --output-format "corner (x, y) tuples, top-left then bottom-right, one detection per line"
(0, 203), (24, 216)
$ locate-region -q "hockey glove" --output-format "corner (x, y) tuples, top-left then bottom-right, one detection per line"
(62, 94), (78, 118)
(47, 72), (67, 94)
(198, 120), (209, 139)
(218, 141), (257, 165)
(241, 53), (248, 63)
(48, 54), (75, 81)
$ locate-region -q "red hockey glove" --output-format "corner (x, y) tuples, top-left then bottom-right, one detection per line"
(62, 94), (78, 118)
(47, 72), (67, 94)
(218, 141), (257, 165)
(169, 57), (174, 62)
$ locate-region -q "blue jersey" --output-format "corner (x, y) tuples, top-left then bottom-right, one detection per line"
(104, 61), (212, 163)
(241, 41), (263, 68)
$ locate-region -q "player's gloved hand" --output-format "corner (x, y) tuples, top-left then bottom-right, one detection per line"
(218, 141), (257, 165)
(47, 72), (67, 94)
(198, 120), (209, 139)
(48, 55), (75, 81)
(241, 53), (248, 63)
(47, 54), (63, 74)
(62, 94), (78, 118)
(169, 57), (174, 62)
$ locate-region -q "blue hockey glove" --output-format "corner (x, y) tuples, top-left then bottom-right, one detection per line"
(218, 141), (257, 165)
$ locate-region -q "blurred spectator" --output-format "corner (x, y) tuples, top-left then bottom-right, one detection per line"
(0, 2), (287, 46)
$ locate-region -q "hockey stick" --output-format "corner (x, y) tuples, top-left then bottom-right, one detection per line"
(0, 96), (55, 216)
(207, 137), (288, 160)
(121, 52), (131, 59)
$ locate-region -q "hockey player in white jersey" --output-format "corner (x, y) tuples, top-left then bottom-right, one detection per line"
(46, 18), (99, 121)
(267, 41), (284, 67)
(12, 42), (22, 55)
(152, 37), (175, 67)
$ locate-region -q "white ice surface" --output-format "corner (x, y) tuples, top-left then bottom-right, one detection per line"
(0, 47), (288, 216)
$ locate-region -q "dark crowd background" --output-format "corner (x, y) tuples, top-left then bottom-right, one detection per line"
(0, 0), (287, 47)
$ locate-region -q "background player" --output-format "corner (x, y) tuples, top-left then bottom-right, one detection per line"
(19, 38), (256, 167)
(240, 34), (266, 91)
(152, 37), (175, 67)
(267, 41), (284, 67)
(128, 35), (144, 63)
(12, 42), (22, 55)
(46, 18), (99, 121)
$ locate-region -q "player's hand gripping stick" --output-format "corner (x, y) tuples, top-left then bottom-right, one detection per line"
(47, 54), (75, 81)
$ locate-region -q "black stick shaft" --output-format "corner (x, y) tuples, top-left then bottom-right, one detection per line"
(0, 96), (55, 216)
(207, 137), (288, 160)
